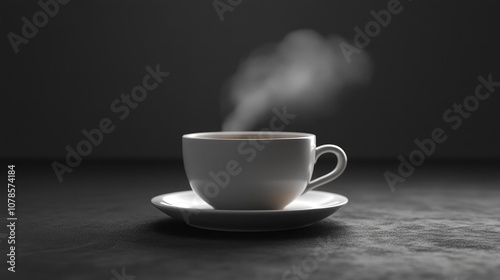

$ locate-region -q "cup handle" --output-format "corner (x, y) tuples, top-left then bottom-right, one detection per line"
(303, 145), (347, 194)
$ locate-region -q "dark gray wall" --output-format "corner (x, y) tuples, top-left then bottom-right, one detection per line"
(3, 0), (500, 160)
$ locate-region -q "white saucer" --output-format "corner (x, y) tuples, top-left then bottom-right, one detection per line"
(151, 190), (348, 232)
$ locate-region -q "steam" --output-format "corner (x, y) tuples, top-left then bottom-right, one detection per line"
(222, 29), (372, 131)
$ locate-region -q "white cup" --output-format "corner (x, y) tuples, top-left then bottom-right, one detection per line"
(182, 131), (347, 210)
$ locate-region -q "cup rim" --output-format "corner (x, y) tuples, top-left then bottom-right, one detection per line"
(183, 131), (315, 140)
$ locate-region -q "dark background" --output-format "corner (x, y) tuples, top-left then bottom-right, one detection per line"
(2, 2), (500, 279)
(3, 0), (500, 161)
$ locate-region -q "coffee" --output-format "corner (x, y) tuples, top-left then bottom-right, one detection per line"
(183, 131), (347, 210)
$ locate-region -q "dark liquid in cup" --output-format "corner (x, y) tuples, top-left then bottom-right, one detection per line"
(204, 133), (305, 140)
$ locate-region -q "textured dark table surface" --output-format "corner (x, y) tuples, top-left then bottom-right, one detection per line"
(1, 161), (499, 280)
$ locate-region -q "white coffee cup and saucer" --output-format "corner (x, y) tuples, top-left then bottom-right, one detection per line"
(151, 131), (348, 232)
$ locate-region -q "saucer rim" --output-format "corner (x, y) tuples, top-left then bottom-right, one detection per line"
(151, 190), (348, 213)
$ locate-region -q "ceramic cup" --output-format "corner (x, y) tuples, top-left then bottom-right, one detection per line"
(182, 131), (347, 210)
